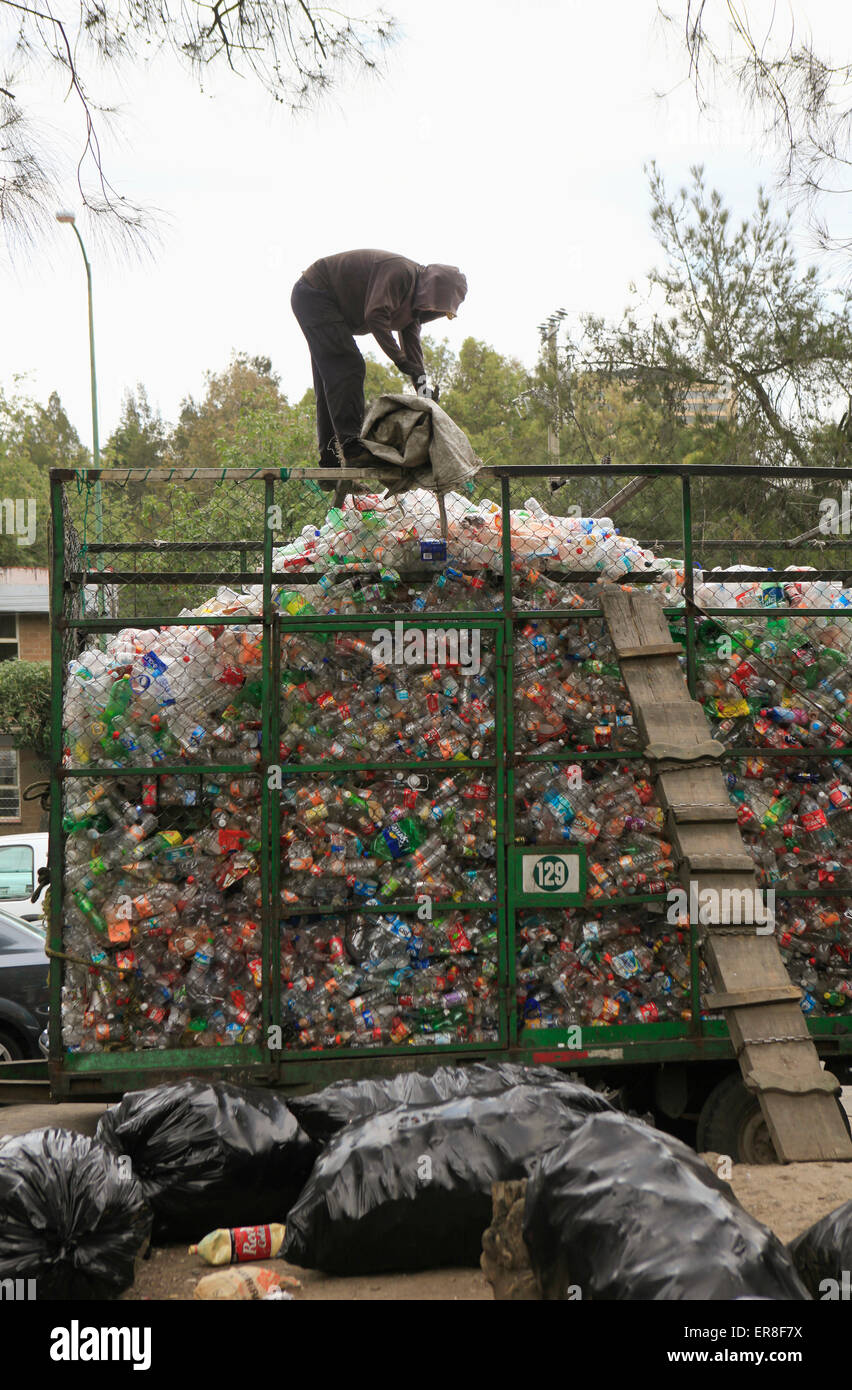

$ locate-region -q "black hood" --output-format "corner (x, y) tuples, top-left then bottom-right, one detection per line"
(413, 264), (468, 318)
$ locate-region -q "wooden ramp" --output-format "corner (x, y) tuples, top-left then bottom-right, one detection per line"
(601, 587), (852, 1163)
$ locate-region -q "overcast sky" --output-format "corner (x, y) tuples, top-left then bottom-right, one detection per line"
(1, 0), (849, 448)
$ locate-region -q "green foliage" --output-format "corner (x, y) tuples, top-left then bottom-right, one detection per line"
(0, 385), (88, 566)
(535, 166), (852, 540)
(364, 356), (407, 399)
(105, 353), (330, 611)
(0, 660), (51, 757)
(557, 166), (851, 469)
(170, 354), (284, 471)
(103, 386), (169, 472)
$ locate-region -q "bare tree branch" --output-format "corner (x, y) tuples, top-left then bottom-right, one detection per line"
(658, 2), (852, 257)
(0, 0), (397, 252)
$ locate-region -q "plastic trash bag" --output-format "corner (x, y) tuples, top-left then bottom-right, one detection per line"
(522, 1111), (810, 1300)
(0, 1127), (151, 1300)
(282, 1085), (603, 1275)
(788, 1201), (852, 1298)
(96, 1079), (318, 1239)
(287, 1062), (615, 1145)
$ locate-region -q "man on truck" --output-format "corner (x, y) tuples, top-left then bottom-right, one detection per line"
(291, 249), (468, 483)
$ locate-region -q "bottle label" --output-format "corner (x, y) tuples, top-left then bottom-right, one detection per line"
(800, 807), (828, 831)
(231, 1225), (275, 1262)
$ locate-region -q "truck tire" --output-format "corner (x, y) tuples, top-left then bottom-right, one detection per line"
(696, 1072), (776, 1165)
(0, 1028), (25, 1063)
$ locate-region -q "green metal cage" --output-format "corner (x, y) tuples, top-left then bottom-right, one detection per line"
(46, 462), (852, 1099)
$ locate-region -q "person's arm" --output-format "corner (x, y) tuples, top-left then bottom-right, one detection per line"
(400, 321), (425, 381)
(363, 262), (421, 377)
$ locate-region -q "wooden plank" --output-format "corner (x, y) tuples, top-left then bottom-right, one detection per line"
(601, 586), (852, 1163)
(704, 986), (804, 1009)
(670, 804), (740, 822)
(673, 824), (752, 863)
(683, 852), (757, 874)
(618, 643), (684, 659)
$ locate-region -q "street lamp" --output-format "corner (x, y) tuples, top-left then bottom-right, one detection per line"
(538, 316), (561, 466)
(55, 210), (104, 612)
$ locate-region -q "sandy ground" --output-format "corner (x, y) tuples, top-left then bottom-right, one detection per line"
(122, 1245), (490, 1301)
(3, 1098), (852, 1300)
(702, 1153), (852, 1245)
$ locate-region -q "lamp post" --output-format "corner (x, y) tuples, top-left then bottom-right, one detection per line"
(538, 317), (561, 466)
(55, 210), (104, 610)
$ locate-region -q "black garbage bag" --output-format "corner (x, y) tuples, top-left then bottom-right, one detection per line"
(283, 1084), (601, 1274)
(288, 1062), (615, 1145)
(0, 1128), (151, 1300)
(788, 1201), (852, 1298)
(95, 1079), (318, 1239)
(523, 1111), (810, 1300)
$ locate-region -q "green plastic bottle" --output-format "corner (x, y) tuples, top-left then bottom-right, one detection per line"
(73, 891), (108, 935)
(761, 792), (794, 830)
(278, 590), (316, 618)
(102, 676), (132, 721)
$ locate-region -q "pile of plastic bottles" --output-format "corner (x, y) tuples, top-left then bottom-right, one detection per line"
(512, 619), (641, 751)
(280, 903), (500, 1049)
(774, 896), (852, 1018)
(64, 623), (266, 770)
(517, 896), (852, 1028)
(60, 490), (852, 1049)
(279, 630), (496, 764)
(513, 757), (675, 891)
(61, 768), (499, 1052)
(517, 903), (703, 1028)
(267, 489), (663, 590)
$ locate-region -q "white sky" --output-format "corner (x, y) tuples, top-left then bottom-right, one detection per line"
(1, 0), (850, 447)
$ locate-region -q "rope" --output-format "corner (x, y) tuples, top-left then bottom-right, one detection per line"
(45, 945), (131, 976)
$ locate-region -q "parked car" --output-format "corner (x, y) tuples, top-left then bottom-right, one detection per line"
(0, 907), (49, 1061)
(0, 832), (48, 923)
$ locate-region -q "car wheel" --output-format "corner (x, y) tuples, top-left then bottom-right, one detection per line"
(696, 1072), (776, 1165)
(0, 1029), (24, 1063)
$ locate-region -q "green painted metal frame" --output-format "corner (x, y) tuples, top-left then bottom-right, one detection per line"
(501, 466), (852, 1062)
(47, 463), (852, 1097)
(49, 470), (511, 1092)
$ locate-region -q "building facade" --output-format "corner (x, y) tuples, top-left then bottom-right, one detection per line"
(0, 568), (50, 832)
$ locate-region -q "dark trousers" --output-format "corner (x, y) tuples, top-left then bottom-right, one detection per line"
(291, 277), (366, 468)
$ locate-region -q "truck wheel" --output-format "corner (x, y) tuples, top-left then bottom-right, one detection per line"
(696, 1072), (776, 1165)
(0, 1028), (24, 1063)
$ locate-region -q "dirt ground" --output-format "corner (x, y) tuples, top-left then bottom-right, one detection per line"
(0, 1101), (491, 1300)
(3, 1099), (852, 1300)
(712, 1155), (852, 1246)
(123, 1245), (490, 1301)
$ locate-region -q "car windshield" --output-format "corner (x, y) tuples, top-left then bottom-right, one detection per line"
(0, 908), (45, 945)
(0, 843), (34, 900)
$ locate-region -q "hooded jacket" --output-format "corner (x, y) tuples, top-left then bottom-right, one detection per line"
(301, 249), (467, 379)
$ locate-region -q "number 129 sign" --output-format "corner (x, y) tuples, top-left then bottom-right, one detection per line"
(511, 847), (586, 906)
